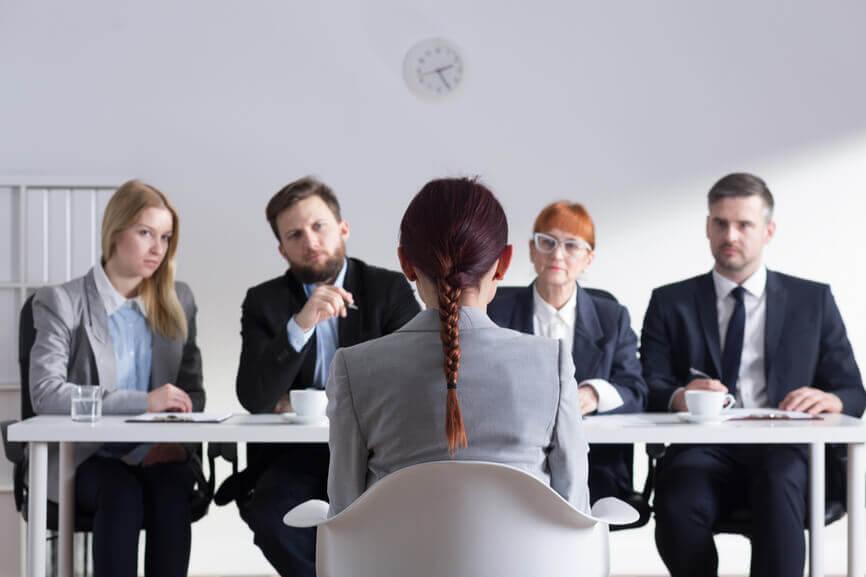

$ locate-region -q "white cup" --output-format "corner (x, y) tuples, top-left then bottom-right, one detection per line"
(71, 385), (102, 423)
(290, 389), (327, 418)
(685, 390), (735, 418)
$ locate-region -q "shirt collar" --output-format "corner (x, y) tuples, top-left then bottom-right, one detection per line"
(303, 259), (348, 297)
(93, 264), (146, 316)
(712, 265), (767, 300)
(532, 282), (577, 325)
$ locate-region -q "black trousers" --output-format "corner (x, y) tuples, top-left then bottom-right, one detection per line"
(588, 444), (633, 503)
(75, 455), (194, 577)
(653, 444), (808, 577)
(240, 445), (330, 577)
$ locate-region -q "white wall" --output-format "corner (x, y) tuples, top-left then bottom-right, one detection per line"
(2, 1), (866, 574)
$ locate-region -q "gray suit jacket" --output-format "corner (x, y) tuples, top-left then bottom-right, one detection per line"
(29, 268), (203, 499)
(327, 307), (590, 516)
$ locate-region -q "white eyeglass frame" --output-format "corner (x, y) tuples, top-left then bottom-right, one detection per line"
(532, 232), (592, 258)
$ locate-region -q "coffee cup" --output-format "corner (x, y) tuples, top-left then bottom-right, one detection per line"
(290, 389), (327, 418)
(685, 390), (735, 418)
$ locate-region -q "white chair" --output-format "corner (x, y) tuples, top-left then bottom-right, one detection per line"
(284, 460), (638, 577)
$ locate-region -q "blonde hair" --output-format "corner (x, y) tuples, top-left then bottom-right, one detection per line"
(101, 180), (187, 340)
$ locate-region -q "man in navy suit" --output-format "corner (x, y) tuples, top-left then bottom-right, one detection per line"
(641, 172), (865, 577)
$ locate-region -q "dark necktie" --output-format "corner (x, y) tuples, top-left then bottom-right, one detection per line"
(721, 286), (746, 394)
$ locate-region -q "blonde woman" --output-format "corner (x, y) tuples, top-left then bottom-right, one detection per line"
(29, 180), (204, 577)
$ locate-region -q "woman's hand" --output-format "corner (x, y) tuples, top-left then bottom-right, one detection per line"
(147, 383), (193, 413)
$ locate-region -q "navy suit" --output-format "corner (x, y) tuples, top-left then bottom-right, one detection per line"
(488, 283), (647, 502)
(641, 270), (865, 577)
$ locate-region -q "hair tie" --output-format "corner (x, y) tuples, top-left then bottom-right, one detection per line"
(447, 382), (457, 390)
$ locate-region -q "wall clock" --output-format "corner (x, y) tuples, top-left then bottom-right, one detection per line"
(403, 38), (464, 99)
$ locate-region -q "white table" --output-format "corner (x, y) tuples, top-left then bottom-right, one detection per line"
(583, 412), (866, 577)
(9, 412), (866, 577)
(8, 414), (327, 577)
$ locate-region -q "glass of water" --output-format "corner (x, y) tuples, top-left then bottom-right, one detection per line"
(71, 385), (102, 422)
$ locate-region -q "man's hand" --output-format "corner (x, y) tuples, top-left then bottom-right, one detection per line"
(670, 379), (728, 412)
(147, 383), (193, 413)
(779, 387), (843, 415)
(294, 285), (355, 331)
(578, 385), (599, 415)
(274, 393), (292, 414)
(142, 443), (188, 466)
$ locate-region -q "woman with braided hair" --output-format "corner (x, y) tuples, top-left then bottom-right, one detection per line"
(326, 177), (589, 516)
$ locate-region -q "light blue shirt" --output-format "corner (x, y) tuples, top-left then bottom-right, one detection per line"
(93, 264), (152, 462)
(286, 260), (348, 389)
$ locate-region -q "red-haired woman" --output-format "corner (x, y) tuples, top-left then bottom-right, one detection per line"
(488, 201), (647, 504)
(326, 178), (589, 516)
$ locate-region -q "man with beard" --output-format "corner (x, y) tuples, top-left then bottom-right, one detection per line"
(233, 176), (420, 577)
(640, 172), (865, 577)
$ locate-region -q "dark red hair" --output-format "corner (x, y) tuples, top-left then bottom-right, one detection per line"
(399, 177), (508, 455)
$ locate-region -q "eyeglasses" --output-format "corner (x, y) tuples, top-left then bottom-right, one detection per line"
(532, 232), (592, 258)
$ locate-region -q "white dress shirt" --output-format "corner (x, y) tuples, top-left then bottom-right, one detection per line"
(532, 285), (623, 412)
(712, 267), (769, 408)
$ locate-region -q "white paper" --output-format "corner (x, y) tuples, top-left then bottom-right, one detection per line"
(125, 411), (233, 423)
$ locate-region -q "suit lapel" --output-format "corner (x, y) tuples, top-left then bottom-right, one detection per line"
(695, 273), (722, 377)
(83, 270), (117, 390)
(338, 259), (363, 347)
(764, 270), (786, 389)
(572, 285), (604, 379)
(511, 284), (535, 335)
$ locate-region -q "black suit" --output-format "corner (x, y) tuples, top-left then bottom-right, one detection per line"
(488, 283), (647, 502)
(641, 270), (865, 577)
(235, 258), (420, 577)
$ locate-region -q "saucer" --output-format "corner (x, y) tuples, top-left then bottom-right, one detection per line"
(676, 412), (732, 424)
(280, 412), (328, 425)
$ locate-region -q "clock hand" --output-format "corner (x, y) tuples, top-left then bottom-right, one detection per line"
(420, 64), (455, 76)
(436, 69), (451, 90)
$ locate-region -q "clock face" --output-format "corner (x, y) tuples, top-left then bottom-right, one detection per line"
(403, 38), (464, 99)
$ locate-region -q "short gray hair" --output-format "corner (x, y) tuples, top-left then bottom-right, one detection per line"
(707, 172), (774, 220)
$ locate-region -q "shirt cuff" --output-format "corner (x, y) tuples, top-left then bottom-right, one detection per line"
(578, 379), (624, 413)
(287, 317), (315, 352)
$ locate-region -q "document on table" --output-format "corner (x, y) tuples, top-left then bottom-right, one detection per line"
(726, 408), (822, 421)
(126, 412), (233, 423)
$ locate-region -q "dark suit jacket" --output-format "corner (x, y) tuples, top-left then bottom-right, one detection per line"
(640, 270), (865, 416)
(488, 283), (647, 414)
(488, 283), (647, 498)
(235, 257), (421, 478)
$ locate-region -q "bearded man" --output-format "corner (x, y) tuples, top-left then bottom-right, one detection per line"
(232, 176), (420, 577)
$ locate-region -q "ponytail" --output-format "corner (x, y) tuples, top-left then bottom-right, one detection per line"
(437, 277), (468, 455)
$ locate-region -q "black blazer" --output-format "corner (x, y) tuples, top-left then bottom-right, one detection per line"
(236, 257), (421, 414)
(640, 270), (865, 416)
(230, 257), (420, 494)
(488, 283), (647, 414)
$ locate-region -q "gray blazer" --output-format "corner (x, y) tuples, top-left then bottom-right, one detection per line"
(327, 307), (590, 516)
(29, 268), (203, 499)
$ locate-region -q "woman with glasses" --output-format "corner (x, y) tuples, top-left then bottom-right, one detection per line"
(488, 201), (647, 504)
(326, 179), (589, 516)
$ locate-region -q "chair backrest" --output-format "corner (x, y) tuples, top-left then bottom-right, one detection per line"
(18, 293), (36, 420)
(314, 461), (615, 577)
